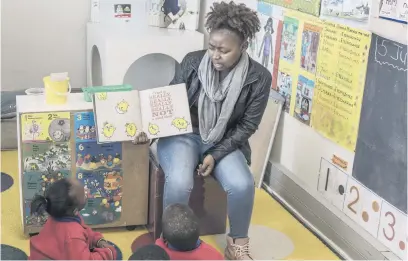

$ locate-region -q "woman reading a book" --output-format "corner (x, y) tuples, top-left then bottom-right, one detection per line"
(134, 2), (271, 259)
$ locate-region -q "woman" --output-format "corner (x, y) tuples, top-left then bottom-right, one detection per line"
(135, 2), (271, 259)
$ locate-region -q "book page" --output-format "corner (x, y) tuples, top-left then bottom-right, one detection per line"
(93, 90), (142, 143)
(139, 83), (192, 139)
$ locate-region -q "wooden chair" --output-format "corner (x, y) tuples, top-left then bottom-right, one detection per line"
(147, 142), (227, 240)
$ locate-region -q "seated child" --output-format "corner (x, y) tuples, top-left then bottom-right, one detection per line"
(156, 203), (224, 260)
(128, 244), (170, 260)
(29, 178), (117, 260)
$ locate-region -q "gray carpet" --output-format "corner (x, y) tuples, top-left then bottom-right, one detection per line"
(1, 244), (28, 260)
(1, 172), (14, 192)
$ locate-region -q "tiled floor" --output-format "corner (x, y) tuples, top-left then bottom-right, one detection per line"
(1, 150), (339, 259)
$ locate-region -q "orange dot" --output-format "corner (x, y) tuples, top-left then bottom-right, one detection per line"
(399, 241), (405, 250)
(362, 211), (369, 222)
(372, 201), (380, 212)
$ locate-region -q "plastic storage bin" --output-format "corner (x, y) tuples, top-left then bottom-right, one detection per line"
(82, 84), (133, 102)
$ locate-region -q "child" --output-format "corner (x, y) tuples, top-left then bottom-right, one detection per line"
(29, 178), (117, 260)
(129, 244), (170, 260)
(155, 203), (223, 260)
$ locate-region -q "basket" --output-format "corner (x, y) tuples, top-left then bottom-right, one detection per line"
(82, 84), (133, 102)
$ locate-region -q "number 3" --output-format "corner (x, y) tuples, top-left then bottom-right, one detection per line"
(383, 211), (396, 241)
(77, 114), (82, 121)
(347, 186), (359, 214)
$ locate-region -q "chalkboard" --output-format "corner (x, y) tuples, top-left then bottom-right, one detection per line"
(353, 34), (407, 213)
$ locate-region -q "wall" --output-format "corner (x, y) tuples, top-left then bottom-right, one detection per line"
(269, 1), (407, 259)
(1, 0), (90, 91)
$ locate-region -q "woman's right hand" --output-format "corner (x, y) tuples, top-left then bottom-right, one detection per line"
(132, 132), (150, 145)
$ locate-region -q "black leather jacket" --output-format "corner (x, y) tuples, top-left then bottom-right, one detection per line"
(170, 50), (272, 165)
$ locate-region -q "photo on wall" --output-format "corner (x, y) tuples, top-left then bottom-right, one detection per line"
(280, 16), (299, 64)
(276, 71), (293, 113)
(148, 0), (200, 30)
(321, 0), (371, 21)
(294, 75), (315, 125)
(300, 23), (321, 74)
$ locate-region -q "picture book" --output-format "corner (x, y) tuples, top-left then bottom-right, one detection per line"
(93, 83), (192, 143)
(147, 0), (200, 30)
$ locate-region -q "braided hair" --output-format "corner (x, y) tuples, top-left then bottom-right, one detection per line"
(205, 1), (261, 42)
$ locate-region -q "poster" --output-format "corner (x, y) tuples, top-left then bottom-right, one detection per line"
(321, 0), (371, 21)
(74, 112), (97, 142)
(261, 0), (321, 16)
(76, 142), (122, 171)
(21, 112), (70, 142)
(379, 0), (408, 24)
(22, 143), (71, 173)
(76, 141), (123, 225)
(310, 20), (371, 151)
(148, 0), (200, 30)
(294, 75), (315, 125)
(276, 9), (322, 127)
(77, 169), (123, 225)
(114, 4), (131, 18)
(249, 1), (284, 89)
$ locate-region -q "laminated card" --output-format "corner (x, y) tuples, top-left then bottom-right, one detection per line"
(93, 84), (192, 143)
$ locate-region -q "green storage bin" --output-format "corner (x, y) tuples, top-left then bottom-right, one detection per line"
(82, 84), (133, 102)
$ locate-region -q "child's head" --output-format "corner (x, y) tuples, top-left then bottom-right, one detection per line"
(31, 178), (86, 218)
(129, 245), (169, 260)
(162, 203), (199, 251)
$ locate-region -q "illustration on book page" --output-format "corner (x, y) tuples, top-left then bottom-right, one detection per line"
(93, 91), (142, 143)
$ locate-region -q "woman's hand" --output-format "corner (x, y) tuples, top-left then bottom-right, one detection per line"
(132, 132), (149, 145)
(198, 155), (215, 177)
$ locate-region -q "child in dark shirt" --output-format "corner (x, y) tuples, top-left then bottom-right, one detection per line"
(155, 203), (223, 260)
(29, 178), (117, 260)
(129, 244), (170, 260)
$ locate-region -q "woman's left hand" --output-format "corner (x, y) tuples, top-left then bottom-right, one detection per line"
(198, 155), (215, 177)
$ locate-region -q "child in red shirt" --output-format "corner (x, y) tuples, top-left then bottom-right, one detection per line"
(29, 178), (117, 260)
(155, 203), (223, 260)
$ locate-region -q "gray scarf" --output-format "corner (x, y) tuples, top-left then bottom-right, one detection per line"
(197, 50), (249, 144)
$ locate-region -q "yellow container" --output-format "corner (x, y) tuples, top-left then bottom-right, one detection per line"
(43, 76), (71, 105)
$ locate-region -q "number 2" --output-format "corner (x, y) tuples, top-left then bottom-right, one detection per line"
(347, 186), (359, 214)
(383, 211), (396, 241)
(48, 114), (52, 120)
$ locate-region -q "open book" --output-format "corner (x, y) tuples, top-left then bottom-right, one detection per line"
(93, 84), (192, 143)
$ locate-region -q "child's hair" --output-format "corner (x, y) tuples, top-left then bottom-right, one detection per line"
(162, 203), (199, 251)
(129, 245), (170, 260)
(31, 178), (78, 218)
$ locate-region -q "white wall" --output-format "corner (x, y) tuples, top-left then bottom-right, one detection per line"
(1, 0), (90, 91)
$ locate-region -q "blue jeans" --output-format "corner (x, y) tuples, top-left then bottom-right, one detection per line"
(157, 133), (255, 238)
